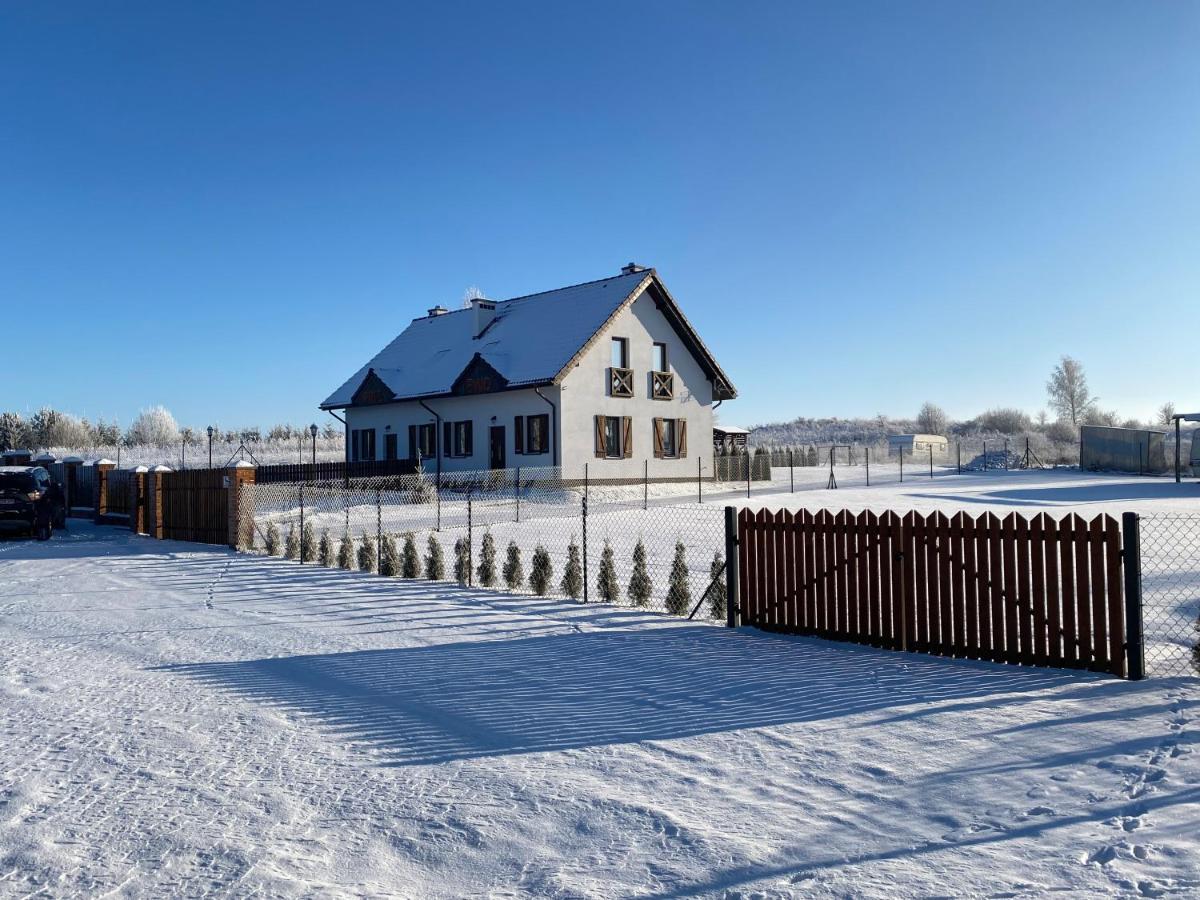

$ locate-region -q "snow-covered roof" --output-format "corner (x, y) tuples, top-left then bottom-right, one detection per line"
(321, 269), (736, 409)
(1171, 412), (1200, 422)
(714, 425), (750, 434)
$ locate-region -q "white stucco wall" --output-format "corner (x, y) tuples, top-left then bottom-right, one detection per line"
(558, 289), (714, 480)
(344, 387), (561, 473)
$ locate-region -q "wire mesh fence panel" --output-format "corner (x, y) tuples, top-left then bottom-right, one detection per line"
(1139, 515), (1200, 677)
(240, 479), (729, 619)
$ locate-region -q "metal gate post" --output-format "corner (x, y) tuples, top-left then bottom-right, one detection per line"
(1122, 512), (1146, 680)
(697, 456), (702, 504)
(865, 446), (870, 486)
(789, 448), (794, 493)
(376, 488), (382, 573)
(467, 492), (473, 587)
(581, 495), (589, 603)
(725, 505), (740, 628)
(515, 466), (521, 524)
(929, 445), (934, 479)
(299, 483), (305, 564)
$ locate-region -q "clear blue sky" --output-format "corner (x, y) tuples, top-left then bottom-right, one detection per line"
(2, 2), (1197, 432)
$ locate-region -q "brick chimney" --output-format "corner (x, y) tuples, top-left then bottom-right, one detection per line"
(472, 297), (497, 337)
(621, 262), (646, 275)
(427, 305), (448, 317)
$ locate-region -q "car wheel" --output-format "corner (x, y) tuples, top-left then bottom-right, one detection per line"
(36, 521), (52, 541)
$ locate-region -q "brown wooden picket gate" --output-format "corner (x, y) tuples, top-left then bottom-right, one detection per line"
(160, 469), (229, 545)
(735, 508), (1134, 677)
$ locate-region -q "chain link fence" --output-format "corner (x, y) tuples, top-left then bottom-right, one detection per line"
(1139, 514), (1200, 677)
(239, 468), (727, 619)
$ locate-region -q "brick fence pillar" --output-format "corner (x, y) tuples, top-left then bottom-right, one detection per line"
(93, 459), (115, 524)
(131, 466), (148, 533)
(226, 461), (256, 549)
(145, 465), (172, 539)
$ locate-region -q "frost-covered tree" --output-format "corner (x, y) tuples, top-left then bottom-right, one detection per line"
(126, 405), (181, 447)
(709, 551), (727, 619)
(401, 532), (420, 578)
(596, 541), (620, 605)
(1083, 408), (1120, 428)
(29, 407), (91, 448)
(627, 539), (652, 607)
(476, 531), (497, 587)
(1045, 420), (1076, 443)
(425, 535), (445, 580)
(284, 525), (299, 560)
(916, 402), (948, 436)
(318, 530), (333, 566)
(1159, 402), (1177, 427)
(264, 521), (282, 556)
(301, 521), (317, 561)
(1047, 356), (1096, 426)
(561, 537), (583, 599)
(357, 532), (377, 572)
(502, 541), (524, 590)
(977, 408), (1032, 435)
(0, 412), (29, 451)
(337, 532), (355, 570)
(529, 546), (552, 596)
(453, 536), (471, 585)
(379, 534), (399, 576)
(665, 540), (691, 616)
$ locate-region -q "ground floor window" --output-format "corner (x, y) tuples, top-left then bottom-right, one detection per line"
(653, 418), (687, 459)
(410, 423), (437, 461)
(350, 428), (377, 462)
(451, 420), (473, 457)
(526, 414), (549, 454)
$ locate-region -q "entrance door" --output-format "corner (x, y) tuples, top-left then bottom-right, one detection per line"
(489, 426), (506, 469)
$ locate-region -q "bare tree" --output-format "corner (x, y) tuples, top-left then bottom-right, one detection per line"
(1046, 356), (1096, 426)
(916, 402), (948, 435)
(462, 285), (486, 308)
(1158, 402), (1176, 426)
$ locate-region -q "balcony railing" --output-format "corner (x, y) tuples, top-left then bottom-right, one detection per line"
(651, 370), (674, 400)
(609, 366), (634, 398)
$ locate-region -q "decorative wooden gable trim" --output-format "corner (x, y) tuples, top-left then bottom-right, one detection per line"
(451, 353), (509, 396)
(351, 368), (397, 406)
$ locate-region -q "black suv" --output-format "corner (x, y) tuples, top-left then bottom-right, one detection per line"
(0, 466), (66, 540)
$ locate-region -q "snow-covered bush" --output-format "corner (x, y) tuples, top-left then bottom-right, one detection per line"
(666, 540), (691, 616)
(379, 534), (399, 576)
(301, 521), (316, 561)
(502, 541), (523, 591)
(454, 537), (470, 585)
(561, 538), (582, 599)
(425, 536), (445, 580)
(596, 541), (619, 605)
(264, 521), (282, 556)
(318, 530), (333, 566)
(476, 531), (497, 587)
(627, 540), (651, 607)
(284, 525), (299, 560)
(357, 532), (377, 572)
(337, 532), (354, 570)
(529, 546), (552, 596)
(401, 533), (420, 578)
(708, 551), (727, 619)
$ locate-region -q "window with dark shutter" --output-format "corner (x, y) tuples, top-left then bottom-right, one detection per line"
(527, 414), (549, 454)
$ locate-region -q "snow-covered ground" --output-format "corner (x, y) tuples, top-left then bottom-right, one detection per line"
(1, 522), (1197, 897)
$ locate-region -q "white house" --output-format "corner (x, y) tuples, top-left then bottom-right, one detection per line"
(320, 264), (737, 480)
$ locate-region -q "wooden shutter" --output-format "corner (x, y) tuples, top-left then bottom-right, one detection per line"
(622, 417), (632, 458)
(653, 418), (664, 459)
(465, 421), (473, 456)
(443, 422), (452, 457)
(595, 416), (606, 458)
(515, 416), (524, 454)
(678, 419), (687, 458)
(408, 425), (417, 461)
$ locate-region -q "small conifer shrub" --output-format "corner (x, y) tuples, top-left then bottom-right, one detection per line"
(476, 531), (497, 587)
(529, 545), (552, 596)
(378, 534), (400, 576)
(708, 551), (727, 619)
(425, 535), (446, 580)
(561, 537), (583, 599)
(337, 531), (355, 570)
(454, 537), (471, 585)
(318, 530), (333, 566)
(401, 532), (421, 578)
(502, 541), (524, 590)
(665, 540), (691, 616)
(596, 540), (620, 605)
(627, 539), (652, 607)
(301, 521), (317, 561)
(284, 525), (300, 560)
(264, 521), (282, 556)
(357, 532), (377, 573)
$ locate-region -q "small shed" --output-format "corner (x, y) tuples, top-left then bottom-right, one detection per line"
(887, 434), (948, 457)
(1080, 425), (1167, 475)
(714, 425), (749, 453)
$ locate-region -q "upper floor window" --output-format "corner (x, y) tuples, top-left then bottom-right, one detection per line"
(611, 337), (628, 369)
(652, 342), (668, 373)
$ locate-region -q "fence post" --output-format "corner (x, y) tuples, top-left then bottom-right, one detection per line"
(724, 505), (740, 628)
(436, 480), (441, 532)
(1004, 439), (1010, 470)
(929, 445), (934, 479)
(224, 461), (254, 548)
(745, 452), (750, 499)
(865, 446), (870, 486)
(132, 466), (147, 533)
(299, 482), (305, 564)
(582, 494), (589, 603)
(697, 456), (703, 504)
(957, 442), (961, 474)
(899, 448), (904, 483)
(644, 459), (648, 511)
(1122, 512), (1145, 680)
(514, 466), (521, 523)
(467, 492), (473, 587)
(983, 440), (987, 471)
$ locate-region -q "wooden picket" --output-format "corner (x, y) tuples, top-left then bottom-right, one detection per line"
(737, 507), (1128, 677)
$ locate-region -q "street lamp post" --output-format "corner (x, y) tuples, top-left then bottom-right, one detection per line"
(310, 424), (318, 466)
(207, 425), (214, 468)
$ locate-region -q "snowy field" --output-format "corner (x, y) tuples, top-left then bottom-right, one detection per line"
(1, 520), (1197, 897)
